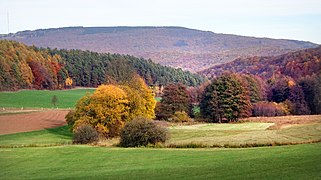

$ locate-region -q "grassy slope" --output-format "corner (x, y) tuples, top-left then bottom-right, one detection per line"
(0, 89), (95, 108)
(0, 126), (72, 147)
(0, 143), (320, 179)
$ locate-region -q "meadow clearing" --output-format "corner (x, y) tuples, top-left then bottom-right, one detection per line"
(0, 89), (95, 109)
(0, 89), (320, 179)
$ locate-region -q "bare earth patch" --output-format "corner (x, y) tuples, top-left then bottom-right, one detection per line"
(0, 110), (69, 135)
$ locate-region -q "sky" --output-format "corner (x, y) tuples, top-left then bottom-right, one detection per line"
(1, 0), (321, 44)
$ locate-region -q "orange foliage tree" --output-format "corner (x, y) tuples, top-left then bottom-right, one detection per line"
(66, 77), (156, 138)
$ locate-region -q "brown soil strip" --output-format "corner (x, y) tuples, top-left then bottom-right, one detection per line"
(0, 110), (69, 135)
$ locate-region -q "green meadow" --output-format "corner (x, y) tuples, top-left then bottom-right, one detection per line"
(1, 89), (321, 179)
(0, 89), (95, 109)
(0, 144), (320, 179)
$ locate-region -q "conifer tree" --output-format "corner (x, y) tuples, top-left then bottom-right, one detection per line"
(200, 73), (251, 122)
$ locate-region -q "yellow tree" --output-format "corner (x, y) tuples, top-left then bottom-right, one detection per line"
(120, 75), (156, 119)
(65, 77), (73, 87)
(69, 85), (130, 138)
(66, 75), (156, 138)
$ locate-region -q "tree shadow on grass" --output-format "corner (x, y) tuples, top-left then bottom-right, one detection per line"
(44, 125), (73, 139)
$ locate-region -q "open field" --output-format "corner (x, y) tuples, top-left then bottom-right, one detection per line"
(0, 143), (320, 179)
(0, 115), (320, 179)
(0, 110), (68, 135)
(0, 126), (72, 147)
(0, 111), (321, 146)
(0, 89), (95, 108)
(168, 115), (321, 146)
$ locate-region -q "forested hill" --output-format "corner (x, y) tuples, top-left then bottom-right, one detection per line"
(199, 46), (321, 80)
(0, 40), (204, 91)
(1, 26), (317, 72)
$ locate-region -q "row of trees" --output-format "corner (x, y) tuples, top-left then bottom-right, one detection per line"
(0, 40), (204, 91)
(155, 72), (321, 123)
(66, 72), (320, 145)
(155, 73), (265, 122)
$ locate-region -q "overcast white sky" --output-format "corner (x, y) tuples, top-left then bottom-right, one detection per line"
(1, 0), (321, 44)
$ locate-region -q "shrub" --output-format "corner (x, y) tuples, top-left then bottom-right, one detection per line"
(170, 111), (192, 123)
(73, 125), (99, 144)
(120, 117), (168, 147)
(252, 101), (288, 117)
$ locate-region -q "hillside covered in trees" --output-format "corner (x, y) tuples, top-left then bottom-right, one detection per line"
(0, 40), (204, 91)
(200, 46), (321, 80)
(1, 26), (317, 72)
(197, 46), (321, 116)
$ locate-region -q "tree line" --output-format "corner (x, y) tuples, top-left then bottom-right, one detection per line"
(0, 40), (204, 91)
(155, 72), (321, 123)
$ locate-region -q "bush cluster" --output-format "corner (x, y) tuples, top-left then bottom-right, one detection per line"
(73, 125), (99, 144)
(170, 111), (192, 123)
(120, 117), (168, 147)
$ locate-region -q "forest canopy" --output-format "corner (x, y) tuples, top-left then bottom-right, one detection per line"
(0, 40), (204, 91)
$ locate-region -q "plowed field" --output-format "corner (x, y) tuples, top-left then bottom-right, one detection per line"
(0, 110), (68, 135)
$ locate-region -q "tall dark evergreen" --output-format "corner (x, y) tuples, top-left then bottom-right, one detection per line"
(47, 48), (204, 87)
(200, 73), (251, 122)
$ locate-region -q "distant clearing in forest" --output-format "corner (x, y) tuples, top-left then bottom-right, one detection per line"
(0, 89), (95, 109)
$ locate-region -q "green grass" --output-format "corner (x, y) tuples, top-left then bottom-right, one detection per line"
(0, 89), (95, 108)
(0, 118), (320, 179)
(168, 122), (321, 146)
(0, 143), (320, 179)
(0, 126), (72, 147)
(1, 121), (320, 148)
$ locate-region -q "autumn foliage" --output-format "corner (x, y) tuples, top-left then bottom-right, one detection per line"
(0, 40), (68, 90)
(66, 76), (156, 138)
(156, 83), (191, 120)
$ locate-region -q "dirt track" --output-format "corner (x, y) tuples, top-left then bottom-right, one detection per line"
(0, 110), (69, 135)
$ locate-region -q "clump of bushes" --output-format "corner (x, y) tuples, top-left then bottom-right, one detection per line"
(170, 111), (192, 123)
(120, 116), (168, 147)
(73, 124), (99, 144)
(252, 101), (289, 117)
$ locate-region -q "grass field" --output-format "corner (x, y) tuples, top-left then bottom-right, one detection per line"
(1, 143), (320, 179)
(1, 115), (320, 147)
(0, 115), (320, 179)
(168, 122), (321, 146)
(0, 126), (72, 147)
(0, 89), (95, 108)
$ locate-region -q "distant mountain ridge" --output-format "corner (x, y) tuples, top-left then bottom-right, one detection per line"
(1, 26), (318, 72)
